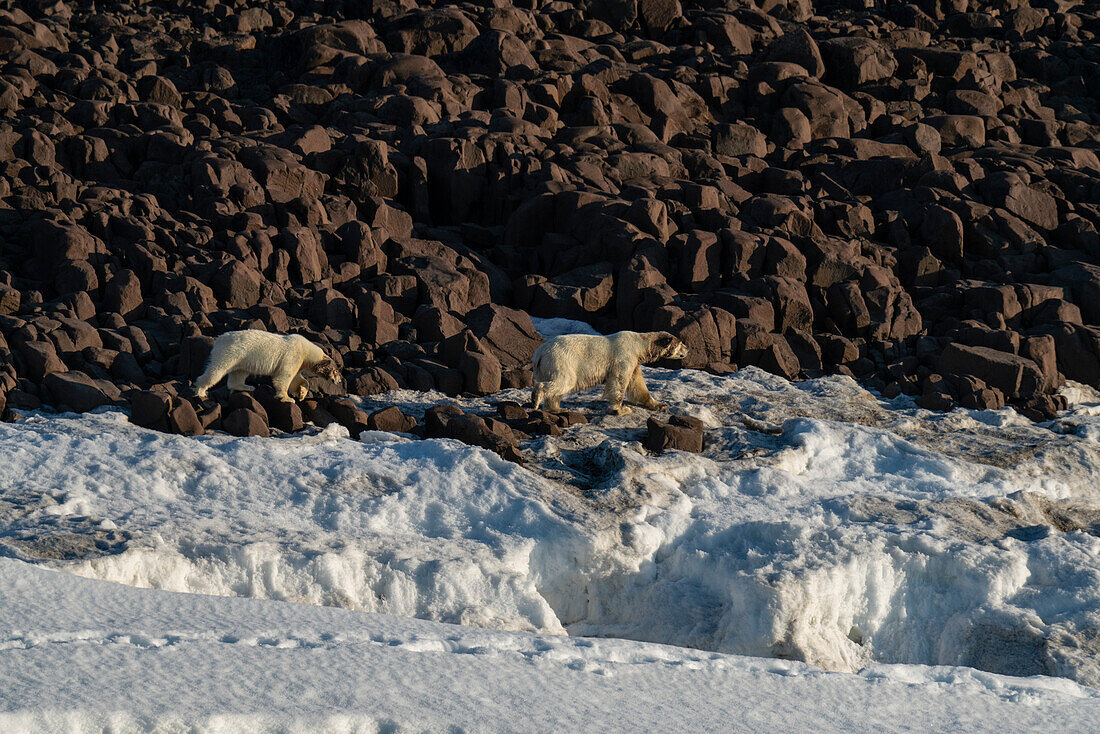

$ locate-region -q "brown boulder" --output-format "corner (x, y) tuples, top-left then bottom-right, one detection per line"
(0, 284), (20, 315)
(461, 351), (502, 395)
(367, 406), (417, 433)
(168, 400), (204, 436)
(645, 415), (705, 454)
(130, 390), (172, 431)
(938, 343), (1045, 400)
(44, 371), (121, 413)
(17, 340), (66, 382)
(222, 408), (270, 438)
(465, 304), (544, 370)
(212, 261), (263, 309)
(819, 37), (897, 89)
(267, 401), (305, 433)
(328, 398), (371, 436)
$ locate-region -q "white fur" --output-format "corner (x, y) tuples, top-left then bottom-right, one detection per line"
(193, 330), (333, 403)
(530, 331), (688, 415)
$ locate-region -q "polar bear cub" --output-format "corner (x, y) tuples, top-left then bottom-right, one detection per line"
(193, 329), (342, 403)
(531, 330), (688, 415)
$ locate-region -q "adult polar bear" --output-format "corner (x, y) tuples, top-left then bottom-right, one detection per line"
(531, 331), (688, 415)
(193, 330), (342, 403)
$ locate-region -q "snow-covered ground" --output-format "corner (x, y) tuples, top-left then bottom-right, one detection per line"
(3, 318), (1100, 728)
(4, 558), (1097, 733)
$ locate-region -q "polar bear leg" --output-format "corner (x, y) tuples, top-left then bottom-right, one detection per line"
(193, 363), (230, 401)
(272, 359), (301, 403)
(532, 382), (567, 415)
(226, 370), (254, 393)
(626, 365), (664, 410)
(290, 373), (308, 401)
(604, 367), (632, 415)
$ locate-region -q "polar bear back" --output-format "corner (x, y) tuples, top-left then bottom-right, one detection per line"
(532, 331), (653, 390)
(205, 330), (325, 374)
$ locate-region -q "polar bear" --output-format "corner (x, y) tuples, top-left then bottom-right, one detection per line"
(530, 331), (688, 415)
(193, 330), (342, 403)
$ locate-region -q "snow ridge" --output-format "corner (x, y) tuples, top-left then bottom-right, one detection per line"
(3, 358), (1100, 687)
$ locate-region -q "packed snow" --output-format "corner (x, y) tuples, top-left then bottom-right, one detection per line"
(3, 558), (1097, 733)
(4, 317), (1100, 728)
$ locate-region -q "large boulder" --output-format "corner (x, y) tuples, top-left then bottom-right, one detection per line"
(44, 371), (121, 413)
(938, 343), (1046, 400)
(465, 304), (544, 370)
(645, 415), (705, 454)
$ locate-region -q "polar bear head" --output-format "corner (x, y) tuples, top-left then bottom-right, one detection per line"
(649, 332), (689, 361)
(310, 358), (343, 385)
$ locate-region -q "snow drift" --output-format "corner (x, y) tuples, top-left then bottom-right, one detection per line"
(3, 343), (1100, 686)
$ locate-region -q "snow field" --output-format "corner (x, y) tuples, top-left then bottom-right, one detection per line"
(3, 558), (1099, 733)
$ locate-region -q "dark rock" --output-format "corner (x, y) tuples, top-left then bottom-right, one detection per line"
(1017, 394), (1067, 422)
(496, 401), (528, 422)
(212, 261), (263, 309)
(227, 393), (269, 424)
(938, 343), (1045, 400)
(328, 398), (371, 436)
(348, 367), (401, 396)
(44, 371), (121, 413)
(168, 399), (204, 436)
(645, 415), (705, 454)
(819, 37), (898, 89)
(443, 412), (523, 463)
(105, 270), (144, 320)
(367, 406), (417, 433)
(766, 28), (824, 78)
(301, 400), (339, 428)
(461, 351), (502, 395)
(267, 401), (305, 433)
(222, 408), (270, 438)
(17, 341), (66, 382)
(424, 404), (464, 438)
(130, 390), (172, 431)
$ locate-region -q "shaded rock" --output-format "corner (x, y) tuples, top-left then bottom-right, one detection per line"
(43, 371), (120, 413)
(819, 37), (898, 89)
(328, 398), (371, 436)
(645, 414), (705, 454)
(939, 343), (1045, 400)
(168, 399), (204, 436)
(267, 400), (305, 433)
(367, 406), (417, 433)
(17, 341), (66, 382)
(222, 408), (270, 438)
(130, 390), (172, 431)
(424, 404), (464, 438)
(461, 351), (502, 395)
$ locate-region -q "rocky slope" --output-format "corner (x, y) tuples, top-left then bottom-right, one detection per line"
(1, 0), (1099, 436)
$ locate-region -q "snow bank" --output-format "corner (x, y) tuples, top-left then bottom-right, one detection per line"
(0, 412), (592, 634)
(3, 558), (1098, 733)
(4, 362), (1100, 687)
